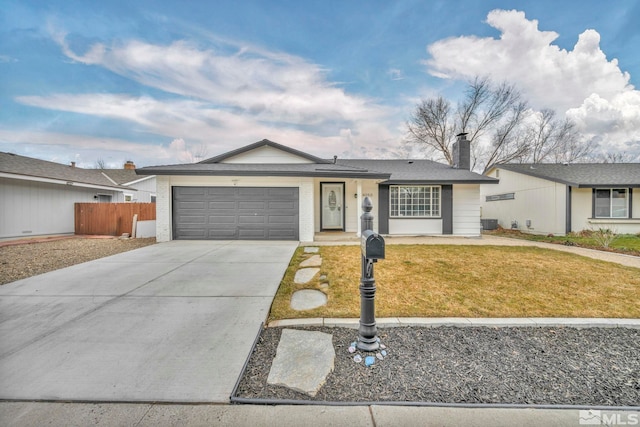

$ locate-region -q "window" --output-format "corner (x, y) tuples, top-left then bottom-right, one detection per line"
(96, 194), (112, 203)
(150, 195), (157, 203)
(124, 193), (133, 202)
(390, 186), (440, 217)
(595, 189), (628, 218)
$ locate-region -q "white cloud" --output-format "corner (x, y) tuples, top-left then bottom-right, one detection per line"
(16, 27), (400, 163)
(49, 28), (387, 127)
(424, 9), (640, 158)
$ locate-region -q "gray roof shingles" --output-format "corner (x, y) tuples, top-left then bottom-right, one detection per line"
(0, 152), (129, 189)
(336, 159), (498, 184)
(135, 162), (391, 179)
(495, 163), (640, 187)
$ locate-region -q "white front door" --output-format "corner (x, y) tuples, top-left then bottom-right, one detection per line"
(321, 183), (344, 230)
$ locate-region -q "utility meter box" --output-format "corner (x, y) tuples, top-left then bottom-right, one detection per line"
(361, 230), (385, 260)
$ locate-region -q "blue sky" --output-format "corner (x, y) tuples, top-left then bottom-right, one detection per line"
(1, 0), (639, 168)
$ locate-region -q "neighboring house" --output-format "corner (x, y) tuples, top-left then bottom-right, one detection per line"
(0, 153), (156, 239)
(102, 161), (157, 203)
(481, 163), (640, 236)
(136, 136), (497, 242)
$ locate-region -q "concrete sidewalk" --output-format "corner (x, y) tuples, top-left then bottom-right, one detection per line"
(2, 401), (639, 427)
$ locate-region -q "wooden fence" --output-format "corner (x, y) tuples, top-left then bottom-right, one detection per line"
(75, 203), (156, 236)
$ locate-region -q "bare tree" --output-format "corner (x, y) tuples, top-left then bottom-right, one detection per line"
(407, 76), (592, 171)
(407, 96), (455, 164)
(479, 100), (529, 172)
(95, 158), (107, 169)
(407, 77), (527, 171)
(599, 151), (637, 163)
(520, 109), (592, 164)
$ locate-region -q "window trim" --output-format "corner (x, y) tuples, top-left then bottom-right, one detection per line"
(593, 188), (629, 219)
(389, 185), (441, 218)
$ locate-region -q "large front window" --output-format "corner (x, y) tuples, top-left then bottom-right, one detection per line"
(390, 186), (440, 217)
(595, 189), (628, 218)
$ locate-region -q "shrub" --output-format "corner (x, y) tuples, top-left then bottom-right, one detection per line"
(590, 227), (618, 248)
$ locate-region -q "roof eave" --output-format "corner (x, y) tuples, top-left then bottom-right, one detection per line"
(383, 179), (500, 185)
(199, 139), (332, 164)
(0, 171), (128, 191)
(137, 169), (390, 179)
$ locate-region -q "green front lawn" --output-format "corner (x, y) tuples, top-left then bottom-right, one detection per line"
(269, 245), (640, 321)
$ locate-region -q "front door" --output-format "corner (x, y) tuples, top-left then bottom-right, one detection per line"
(321, 183), (344, 230)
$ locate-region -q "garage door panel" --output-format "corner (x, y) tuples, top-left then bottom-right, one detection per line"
(173, 187), (298, 240)
(179, 216), (207, 224)
(207, 229), (237, 239)
(268, 187), (296, 196)
(269, 201), (296, 210)
(238, 215), (266, 224)
(178, 229), (208, 238)
(268, 215), (295, 224)
(239, 201), (266, 210)
(176, 188), (206, 197)
(237, 188), (268, 196)
(207, 187), (237, 196)
(208, 215), (237, 224)
(208, 201), (236, 209)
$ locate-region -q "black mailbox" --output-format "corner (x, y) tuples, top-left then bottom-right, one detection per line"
(361, 229), (385, 260)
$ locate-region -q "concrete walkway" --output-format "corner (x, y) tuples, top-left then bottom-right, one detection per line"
(0, 240), (297, 403)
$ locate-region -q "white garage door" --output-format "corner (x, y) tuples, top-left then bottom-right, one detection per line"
(173, 187), (299, 240)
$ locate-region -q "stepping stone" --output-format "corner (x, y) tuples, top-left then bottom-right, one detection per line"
(304, 247), (319, 253)
(267, 329), (335, 397)
(291, 289), (327, 310)
(300, 255), (322, 267)
(319, 282), (329, 290)
(294, 268), (319, 284)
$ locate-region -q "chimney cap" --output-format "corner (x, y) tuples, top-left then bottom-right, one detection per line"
(456, 132), (469, 138)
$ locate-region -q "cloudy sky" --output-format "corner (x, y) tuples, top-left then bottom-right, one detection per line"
(1, 0), (639, 168)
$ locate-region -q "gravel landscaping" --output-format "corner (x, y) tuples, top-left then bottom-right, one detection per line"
(234, 326), (640, 406)
(0, 237), (156, 285)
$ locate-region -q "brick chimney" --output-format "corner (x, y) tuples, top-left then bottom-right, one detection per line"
(70, 161), (76, 168)
(453, 133), (470, 170)
(124, 161), (136, 170)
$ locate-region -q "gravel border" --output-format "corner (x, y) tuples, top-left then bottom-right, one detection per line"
(233, 326), (640, 407)
(0, 237), (156, 285)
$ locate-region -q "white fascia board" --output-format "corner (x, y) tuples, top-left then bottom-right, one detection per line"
(0, 172), (125, 192)
(121, 175), (155, 186)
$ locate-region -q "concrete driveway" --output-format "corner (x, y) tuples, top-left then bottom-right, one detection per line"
(0, 240), (298, 403)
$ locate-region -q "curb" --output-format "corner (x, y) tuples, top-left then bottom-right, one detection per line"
(268, 317), (640, 329)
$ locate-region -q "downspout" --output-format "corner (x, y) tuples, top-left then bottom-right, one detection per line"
(356, 180), (363, 237)
(566, 186), (572, 234)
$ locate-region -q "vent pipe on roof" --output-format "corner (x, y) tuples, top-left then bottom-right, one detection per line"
(333, 155), (337, 164)
(70, 161), (76, 168)
(453, 133), (471, 170)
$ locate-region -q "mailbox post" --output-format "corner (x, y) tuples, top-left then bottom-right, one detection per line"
(357, 197), (385, 351)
